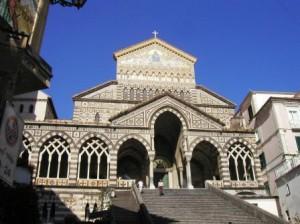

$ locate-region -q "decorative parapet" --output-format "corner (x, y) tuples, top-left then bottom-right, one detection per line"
(117, 179), (135, 188)
(230, 180), (259, 188)
(35, 178), (69, 186)
(205, 180), (224, 188)
(77, 179), (109, 187)
(205, 180), (259, 189)
(275, 154), (300, 179)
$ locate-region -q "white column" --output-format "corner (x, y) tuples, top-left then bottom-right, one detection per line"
(185, 152), (193, 189)
(149, 153), (155, 189)
(179, 167), (184, 188)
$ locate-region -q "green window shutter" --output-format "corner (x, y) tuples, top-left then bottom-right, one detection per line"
(296, 137), (300, 152)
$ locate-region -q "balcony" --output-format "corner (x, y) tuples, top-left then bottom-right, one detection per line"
(35, 177), (69, 186)
(290, 120), (300, 129)
(275, 154), (300, 179)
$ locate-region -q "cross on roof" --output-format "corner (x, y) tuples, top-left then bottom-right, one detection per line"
(152, 30), (159, 38)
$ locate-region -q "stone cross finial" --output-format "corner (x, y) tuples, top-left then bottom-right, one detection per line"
(152, 30), (159, 38)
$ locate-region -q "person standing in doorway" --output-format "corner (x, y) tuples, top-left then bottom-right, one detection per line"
(137, 180), (144, 193)
(158, 179), (164, 196)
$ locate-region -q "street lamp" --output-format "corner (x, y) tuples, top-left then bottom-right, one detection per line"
(50, 0), (87, 9)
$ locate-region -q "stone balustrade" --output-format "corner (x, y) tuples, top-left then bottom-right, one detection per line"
(117, 179), (135, 188)
(77, 179), (109, 187)
(35, 177), (69, 186)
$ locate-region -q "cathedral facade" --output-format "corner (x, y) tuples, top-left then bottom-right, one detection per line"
(21, 37), (266, 221)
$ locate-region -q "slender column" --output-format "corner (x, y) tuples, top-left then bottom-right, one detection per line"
(149, 152), (155, 189)
(179, 167), (184, 188)
(185, 152), (193, 189)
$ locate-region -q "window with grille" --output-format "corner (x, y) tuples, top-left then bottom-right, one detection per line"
(296, 136), (300, 152)
(259, 152), (267, 170)
(38, 136), (70, 178)
(227, 143), (256, 181)
(18, 137), (32, 167)
(78, 137), (109, 179)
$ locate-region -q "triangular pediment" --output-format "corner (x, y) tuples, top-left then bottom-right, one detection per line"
(114, 37), (197, 63)
(110, 93), (224, 130)
(114, 38), (197, 88)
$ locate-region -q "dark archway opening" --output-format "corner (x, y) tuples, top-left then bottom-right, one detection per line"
(191, 141), (219, 188)
(154, 111), (182, 188)
(117, 139), (149, 185)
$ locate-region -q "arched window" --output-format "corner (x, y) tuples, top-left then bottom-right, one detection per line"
(129, 88), (134, 100)
(38, 136), (70, 178)
(180, 90), (185, 98)
(143, 89), (147, 100)
(29, 104), (34, 113)
(19, 104), (24, 113)
(123, 87), (128, 100)
(18, 137), (32, 166)
(95, 113), (100, 123)
(136, 88), (141, 101)
(78, 137), (109, 179)
(227, 143), (255, 181)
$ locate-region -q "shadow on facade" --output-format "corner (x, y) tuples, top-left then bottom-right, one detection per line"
(36, 186), (110, 224)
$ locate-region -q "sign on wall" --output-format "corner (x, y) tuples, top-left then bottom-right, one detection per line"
(0, 0), (39, 35)
(0, 102), (24, 186)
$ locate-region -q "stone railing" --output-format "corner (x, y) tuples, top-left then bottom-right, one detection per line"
(230, 180), (259, 188)
(205, 180), (224, 188)
(77, 179), (109, 187)
(117, 179), (135, 188)
(275, 154), (300, 179)
(35, 177), (69, 186)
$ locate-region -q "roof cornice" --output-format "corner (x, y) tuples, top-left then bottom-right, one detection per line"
(113, 37), (197, 63)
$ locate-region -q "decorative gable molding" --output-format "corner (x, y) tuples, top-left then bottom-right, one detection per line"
(110, 94), (224, 131)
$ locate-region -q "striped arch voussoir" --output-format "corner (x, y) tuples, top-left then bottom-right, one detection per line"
(223, 137), (256, 155)
(149, 107), (188, 130)
(37, 131), (75, 148)
(190, 136), (223, 153)
(23, 131), (35, 145)
(115, 134), (151, 152)
(78, 132), (113, 150)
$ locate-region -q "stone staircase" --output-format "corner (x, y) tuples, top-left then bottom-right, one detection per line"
(111, 190), (141, 224)
(142, 189), (268, 224)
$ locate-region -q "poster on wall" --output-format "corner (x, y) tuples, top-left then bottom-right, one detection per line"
(0, 102), (24, 186)
(0, 0), (39, 35)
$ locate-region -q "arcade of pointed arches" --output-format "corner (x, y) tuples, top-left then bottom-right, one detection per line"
(20, 111), (258, 188)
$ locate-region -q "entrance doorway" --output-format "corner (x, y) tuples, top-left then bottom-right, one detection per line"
(153, 111), (183, 188)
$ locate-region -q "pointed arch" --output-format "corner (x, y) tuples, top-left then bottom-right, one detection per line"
(115, 134), (151, 152)
(77, 132), (113, 151)
(77, 136), (110, 179)
(37, 131), (75, 148)
(149, 106), (188, 131)
(37, 135), (70, 178)
(190, 136), (222, 153)
(224, 138), (256, 181)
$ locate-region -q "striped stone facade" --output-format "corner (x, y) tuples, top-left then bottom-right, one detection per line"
(20, 37), (266, 222)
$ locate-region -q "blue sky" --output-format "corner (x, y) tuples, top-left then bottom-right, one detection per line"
(41, 0), (300, 119)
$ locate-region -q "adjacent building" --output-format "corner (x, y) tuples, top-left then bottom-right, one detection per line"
(237, 91), (300, 222)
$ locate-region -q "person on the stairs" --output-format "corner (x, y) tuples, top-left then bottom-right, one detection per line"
(137, 180), (144, 193)
(158, 179), (164, 196)
(85, 203), (90, 221)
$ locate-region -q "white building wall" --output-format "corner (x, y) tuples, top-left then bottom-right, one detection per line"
(245, 198), (279, 216)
